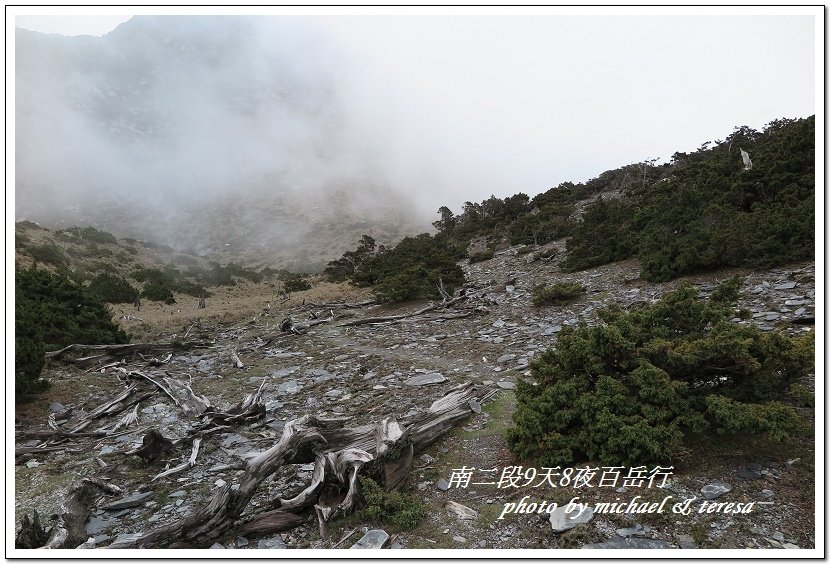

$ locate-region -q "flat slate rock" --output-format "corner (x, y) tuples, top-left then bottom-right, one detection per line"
(701, 482), (732, 500)
(85, 515), (119, 535)
(277, 380), (301, 394)
(738, 469), (763, 480)
(405, 373), (447, 386)
(101, 492), (153, 511)
(258, 536), (287, 549)
(616, 524), (644, 538)
(550, 507), (594, 533)
(49, 402), (67, 413)
(583, 537), (671, 549)
(350, 529), (389, 549)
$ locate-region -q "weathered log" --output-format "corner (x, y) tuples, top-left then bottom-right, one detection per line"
(42, 481), (97, 549)
(68, 384), (139, 433)
(82, 477), (123, 496)
(110, 416), (328, 548)
(127, 371), (210, 416)
(232, 510), (305, 537)
(445, 500), (478, 520)
(15, 445), (72, 458)
(199, 378), (267, 429)
(280, 312), (335, 335)
(339, 296), (468, 327)
(142, 353), (173, 367)
(16, 429), (109, 439)
(302, 299), (377, 310)
(46, 342), (210, 369)
(104, 404), (140, 434)
(376, 419), (413, 491)
(24, 477), (125, 549)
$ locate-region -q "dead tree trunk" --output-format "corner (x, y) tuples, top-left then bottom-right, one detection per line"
(42, 480), (98, 549)
(109, 383), (492, 549)
(280, 311), (335, 335)
(129, 429), (175, 462)
(15, 511), (50, 548)
(339, 295), (468, 327)
(46, 342), (210, 370)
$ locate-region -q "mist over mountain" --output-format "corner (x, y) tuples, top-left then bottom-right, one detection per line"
(15, 16), (430, 270)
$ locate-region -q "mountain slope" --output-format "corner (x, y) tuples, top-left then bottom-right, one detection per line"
(15, 16), (425, 270)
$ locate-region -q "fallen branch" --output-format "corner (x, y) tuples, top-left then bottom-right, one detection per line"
(45, 342), (209, 369)
(104, 404), (140, 434)
(15, 446), (72, 458)
(302, 300), (377, 310)
(332, 527), (359, 548)
(280, 311), (335, 335)
(339, 296), (468, 327)
(152, 438), (202, 481)
(68, 388), (154, 434)
(197, 378), (267, 431)
(127, 371), (210, 416)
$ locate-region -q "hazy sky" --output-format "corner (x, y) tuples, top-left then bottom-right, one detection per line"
(12, 8), (820, 213)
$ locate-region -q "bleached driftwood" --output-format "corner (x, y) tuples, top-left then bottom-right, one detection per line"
(109, 383), (491, 549)
(41, 480), (101, 549)
(126, 371), (210, 416)
(339, 295), (469, 327)
(152, 438), (202, 481)
(46, 342), (209, 370)
(280, 310), (335, 335)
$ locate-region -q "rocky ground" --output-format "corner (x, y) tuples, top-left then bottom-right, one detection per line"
(14, 244), (816, 551)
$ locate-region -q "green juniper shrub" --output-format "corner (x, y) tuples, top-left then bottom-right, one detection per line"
(25, 243), (69, 267)
(174, 280), (211, 299)
(325, 233), (465, 303)
(531, 282), (585, 306)
(132, 266), (209, 299)
(141, 281), (176, 304)
(282, 273), (312, 293)
(509, 211), (574, 246)
(788, 383), (815, 409)
(507, 278), (813, 466)
(356, 476), (427, 530)
(323, 235), (378, 283)
(562, 117), (814, 281)
(61, 226), (118, 245)
(87, 273), (140, 304)
(16, 267), (128, 401)
(428, 117), (812, 282)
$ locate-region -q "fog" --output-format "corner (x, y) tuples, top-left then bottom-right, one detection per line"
(14, 14), (816, 265)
